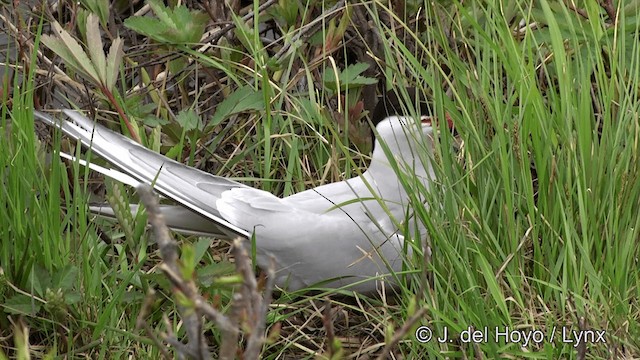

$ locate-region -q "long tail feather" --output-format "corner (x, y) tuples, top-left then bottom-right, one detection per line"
(34, 110), (250, 238)
(58, 151), (142, 188)
(90, 204), (229, 237)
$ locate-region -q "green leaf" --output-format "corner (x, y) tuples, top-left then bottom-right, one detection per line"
(275, 0), (299, 27)
(322, 63), (377, 91)
(141, 115), (169, 127)
(123, 17), (165, 41)
(80, 0), (110, 25)
(232, 12), (259, 54)
(40, 34), (92, 83)
(86, 14), (107, 86)
(180, 243), (196, 279)
(105, 37), (123, 90)
(28, 265), (52, 297)
(124, 0), (208, 44)
(41, 15), (122, 90)
(193, 237), (213, 264)
(51, 21), (99, 81)
(3, 294), (41, 315)
(125, 95), (156, 118)
(64, 291), (83, 305)
(208, 86), (265, 128)
(196, 262), (236, 287)
(175, 109), (201, 132)
(147, 0), (175, 29)
(52, 265), (78, 291)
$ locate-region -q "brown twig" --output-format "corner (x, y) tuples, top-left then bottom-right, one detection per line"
(577, 317), (587, 360)
(205, 0), (279, 45)
(272, 0), (347, 60)
(138, 185), (275, 359)
(566, 1), (589, 20)
(600, 0), (617, 25)
(101, 86), (142, 143)
(138, 184), (210, 359)
(135, 289), (172, 360)
(322, 299), (337, 358)
(374, 308), (427, 360)
(232, 238), (276, 359)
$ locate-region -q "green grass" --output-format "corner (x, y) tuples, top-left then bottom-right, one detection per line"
(388, 1), (640, 357)
(2, 0), (640, 358)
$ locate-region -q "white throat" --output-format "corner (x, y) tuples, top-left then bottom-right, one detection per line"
(367, 115), (434, 180)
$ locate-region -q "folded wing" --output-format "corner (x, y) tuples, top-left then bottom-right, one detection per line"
(217, 187), (408, 291)
(34, 110), (250, 238)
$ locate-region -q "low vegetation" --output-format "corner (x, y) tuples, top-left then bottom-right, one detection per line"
(1, 0), (639, 358)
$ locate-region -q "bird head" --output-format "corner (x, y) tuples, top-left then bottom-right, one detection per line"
(372, 115), (434, 158)
(369, 89), (452, 172)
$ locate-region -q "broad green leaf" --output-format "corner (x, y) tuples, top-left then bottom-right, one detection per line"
(28, 264), (52, 297)
(340, 63), (376, 84)
(52, 265), (78, 291)
(147, 0), (176, 30)
(80, 0), (110, 25)
(49, 21), (99, 82)
(141, 115), (170, 127)
(3, 294), (41, 315)
(123, 17), (164, 40)
(124, 0), (208, 44)
(86, 14), (107, 86)
(175, 108), (201, 131)
(105, 37), (124, 90)
(64, 291), (83, 305)
(323, 63), (377, 91)
(196, 262), (236, 287)
(193, 237), (213, 264)
(208, 86), (265, 128)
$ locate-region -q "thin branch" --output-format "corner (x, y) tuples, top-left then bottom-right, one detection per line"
(138, 185), (275, 359)
(138, 185), (211, 359)
(374, 308), (427, 360)
(205, 0), (279, 45)
(565, 1), (589, 20)
(272, 0), (347, 60)
(600, 0), (617, 25)
(135, 289), (172, 360)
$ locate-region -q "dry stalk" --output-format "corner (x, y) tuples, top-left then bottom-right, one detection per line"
(374, 308), (427, 360)
(137, 184), (275, 359)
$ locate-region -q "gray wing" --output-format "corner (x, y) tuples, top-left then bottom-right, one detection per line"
(34, 110), (250, 238)
(89, 204), (231, 238)
(217, 187), (408, 291)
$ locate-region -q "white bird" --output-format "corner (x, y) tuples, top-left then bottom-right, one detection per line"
(34, 93), (443, 292)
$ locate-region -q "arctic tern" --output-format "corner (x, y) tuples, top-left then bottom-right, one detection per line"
(34, 92), (445, 292)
